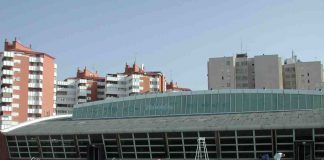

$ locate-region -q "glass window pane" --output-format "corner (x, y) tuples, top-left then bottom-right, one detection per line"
(257, 93), (265, 111)
(211, 93), (218, 113)
(236, 93), (243, 112)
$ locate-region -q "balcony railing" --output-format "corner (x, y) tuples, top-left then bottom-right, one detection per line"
(27, 100), (42, 105)
(2, 69), (14, 75)
(1, 97), (13, 103)
(2, 61), (14, 67)
(28, 83), (43, 88)
(2, 78), (13, 84)
(29, 66), (43, 71)
(27, 108), (42, 114)
(1, 87), (13, 93)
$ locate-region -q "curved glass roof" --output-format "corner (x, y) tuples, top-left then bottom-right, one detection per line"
(73, 89), (324, 120)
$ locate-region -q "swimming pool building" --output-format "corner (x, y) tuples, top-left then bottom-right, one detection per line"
(1, 89), (324, 160)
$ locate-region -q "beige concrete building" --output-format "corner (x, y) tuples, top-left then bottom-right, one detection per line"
(207, 56), (235, 89)
(208, 54), (282, 89)
(283, 54), (323, 90)
(235, 54), (255, 89)
(254, 54), (283, 89)
(209, 53), (324, 90)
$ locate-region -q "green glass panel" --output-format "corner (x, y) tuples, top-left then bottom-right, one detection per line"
(211, 93), (218, 113)
(128, 100), (133, 117)
(139, 99), (145, 116)
(182, 95), (187, 114)
(284, 94), (291, 110)
(264, 94), (272, 111)
(191, 95), (198, 114)
(117, 102), (123, 117)
(225, 94), (231, 112)
(170, 96), (176, 115)
(111, 102), (117, 117)
(123, 101), (128, 117)
(175, 96), (182, 114)
(257, 93), (265, 111)
(205, 94), (211, 113)
(153, 97), (159, 116)
(298, 94), (306, 109)
(102, 104), (107, 118)
(291, 94), (299, 109)
(135, 100), (140, 116)
(197, 94), (205, 113)
(307, 95), (313, 109)
(278, 94), (284, 110)
(230, 94), (235, 112)
(187, 95), (193, 114)
(219, 94), (225, 112)
(242, 93), (249, 112)
(236, 93), (243, 112)
(314, 95), (321, 109)
(250, 93), (258, 111)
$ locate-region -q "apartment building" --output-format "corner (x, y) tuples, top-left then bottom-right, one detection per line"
(0, 39), (56, 129)
(283, 54), (323, 90)
(56, 67), (105, 115)
(105, 63), (167, 98)
(56, 63), (189, 115)
(207, 56), (235, 89)
(166, 81), (191, 92)
(208, 53), (323, 90)
(254, 55), (283, 89)
(208, 54), (282, 90)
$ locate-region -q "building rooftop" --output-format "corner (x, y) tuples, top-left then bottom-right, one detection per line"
(2, 109), (324, 136)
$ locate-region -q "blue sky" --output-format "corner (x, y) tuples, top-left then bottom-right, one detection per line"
(1, 0), (324, 90)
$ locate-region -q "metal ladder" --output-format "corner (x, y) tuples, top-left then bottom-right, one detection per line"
(195, 137), (209, 160)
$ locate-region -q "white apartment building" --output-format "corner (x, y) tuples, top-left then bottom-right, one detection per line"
(56, 64), (189, 115)
(106, 72), (165, 98)
(56, 68), (106, 115)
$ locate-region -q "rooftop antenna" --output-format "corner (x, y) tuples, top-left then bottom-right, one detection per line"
(134, 52), (138, 64)
(170, 70), (173, 82)
(240, 38), (243, 53)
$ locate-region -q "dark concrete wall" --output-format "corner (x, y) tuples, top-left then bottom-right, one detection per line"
(0, 132), (9, 160)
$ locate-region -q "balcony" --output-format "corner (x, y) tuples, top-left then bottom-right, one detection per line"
(1, 97), (13, 103)
(2, 69), (14, 75)
(28, 100), (42, 105)
(28, 91), (43, 97)
(29, 57), (43, 63)
(1, 87), (13, 93)
(3, 51), (14, 58)
(2, 61), (14, 67)
(78, 99), (87, 103)
(2, 78), (13, 84)
(27, 109), (42, 114)
(78, 86), (87, 90)
(0, 106), (12, 111)
(29, 74), (43, 80)
(78, 79), (87, 84)
(1, 115), (12, 121)
(78, 90), (87, 96)
(29, 66), (43, 71)
(28, 83), (43, 88)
